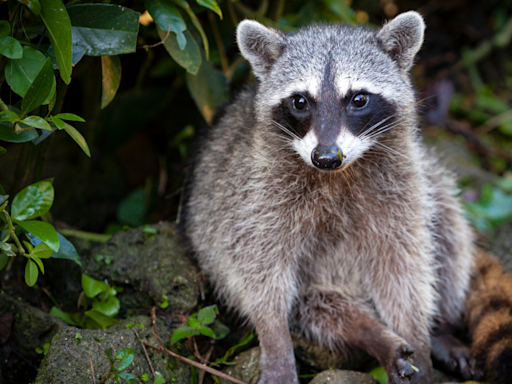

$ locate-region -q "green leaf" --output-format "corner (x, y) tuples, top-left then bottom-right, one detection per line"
(197, 325), (216, 338)
(51, 116), (65, 129)
(63, 122), (91, 157)
(172, 0), (209, 59)
(23, 240), (34, 253)
(52, 232), (81, 265)
(5, 46), (47, 98)
(0, 36), (23, 59)
(25, 259), (39, 286)
(211, 320), (229, 340)
(159, 28), (201, 75)
(0, 147), (5, 155)
(31, 255), (45, 274)
(0, 111), (20, 122)
(0, 242), (16, 257)
(213, 333), (255, 365)
(85, 309), (119, 329)
(82, 274), (108, 298)
(170, 325), (200, 345)
(20, 116), (52, 131)
(101, 55), (121, 109)
(117, 187), (146, 227)
(51, 116), (66, 129)
(0, 121), (38, 143)
(197, 0), (222, 19)
(17, 0), (41, 15)
(40, 0), (72, 84)
(53, 113), (85, 122)
(153, 372), (165, 384)
(145, 0), (187, 50)
(0, 254), (9, 270)
(0, 21), (10, 38)
(92, 295), (120, 317)
(32, 243), (52, 259)
(67, 4), (140, 56)
(186, 313), (201, 329)
(117, 372), (136, 384)
(11, 180), (54, 221)
(21, 58), (54, 115)
(115, 348), (135, 371)
(16, 220), (60, 252)
(186, 59), (227, 123)
(369, 366), (388, 384)
(197, 305), (218, 325)
(49, 306), (79, 325)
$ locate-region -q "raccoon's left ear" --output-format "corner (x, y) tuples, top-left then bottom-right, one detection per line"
(377, 11), (425, 71)
(237, 20), (285, 80)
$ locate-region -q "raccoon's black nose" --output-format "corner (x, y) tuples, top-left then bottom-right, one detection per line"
(311, 144), (343, 170)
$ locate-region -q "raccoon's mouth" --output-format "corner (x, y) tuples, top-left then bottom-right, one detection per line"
(311, 144), (346, 170)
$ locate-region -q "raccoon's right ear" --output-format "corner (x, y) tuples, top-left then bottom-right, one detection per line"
(237, 20), (285, 80)
(377, 11), (425, 71)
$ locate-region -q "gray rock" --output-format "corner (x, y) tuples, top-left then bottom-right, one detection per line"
(220, 347), (261, 384)
(0, 293), (65, 358)
(35, 315), (191, 384)
(309, 369), (378, 384)
(82, 222), (199, 314)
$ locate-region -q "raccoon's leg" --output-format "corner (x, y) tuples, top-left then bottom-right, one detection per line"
(297, 291), (417, 384)
(223, 255), (300, 384)
(430, 327), (480, 380)
(368, 248), (436, 384)
(465, 249), (512, 384)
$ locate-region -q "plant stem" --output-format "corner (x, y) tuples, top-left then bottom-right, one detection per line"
(58, 229), (112, 242)
(0, 97), (9, 112)
(3, 211), (24, 255)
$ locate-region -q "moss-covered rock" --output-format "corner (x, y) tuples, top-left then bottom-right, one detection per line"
(309, 370), (378, 384)
(0, 292), (65, 357)
(82, 222), (199, 314)
(35, 316), (191, 384)
(220, 347), (261, 384)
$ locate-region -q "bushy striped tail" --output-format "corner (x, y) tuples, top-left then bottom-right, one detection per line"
(466, 248), (512, 383)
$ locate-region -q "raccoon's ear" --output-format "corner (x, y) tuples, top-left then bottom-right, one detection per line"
(237, 20), (285, 79)
(377, 11), (425, 71)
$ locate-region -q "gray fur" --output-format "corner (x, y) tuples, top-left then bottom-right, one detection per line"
(183, 11), (474, 384)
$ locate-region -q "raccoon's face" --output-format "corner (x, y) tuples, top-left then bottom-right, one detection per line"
(237, 12), (425, 171)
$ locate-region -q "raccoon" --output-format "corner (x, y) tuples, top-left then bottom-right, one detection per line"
(181, 11), (512, 384)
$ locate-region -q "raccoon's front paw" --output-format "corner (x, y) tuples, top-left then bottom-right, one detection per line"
(431, 333), (483, 381)
(386, 344), (416, 384)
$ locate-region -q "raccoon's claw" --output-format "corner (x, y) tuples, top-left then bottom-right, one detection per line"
(387, 343), (416, 384)
(396, 358), (415, 379)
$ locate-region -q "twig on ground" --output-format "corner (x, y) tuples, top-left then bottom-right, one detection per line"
(89, 355), (96, 384)
(148, 307), (245, 384)
(198, 344), (214, 384)
(150, 307), (165, 349)
(134, 329), (156, 377)
(143, 342), (247, 384)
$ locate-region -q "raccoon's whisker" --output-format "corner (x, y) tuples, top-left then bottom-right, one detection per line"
(363, 119), (407, 140)
(361, 114), (410, 139)
(272, 120), (301, 141)
(358, 114), (397, 139)
(373, 142), (411, 161)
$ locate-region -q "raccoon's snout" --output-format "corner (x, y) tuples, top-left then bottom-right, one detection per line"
(311, 144), (344, 170)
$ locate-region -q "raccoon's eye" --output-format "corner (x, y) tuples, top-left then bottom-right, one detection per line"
(292, 95), (308, 111)
(351, 93), (369, 109)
